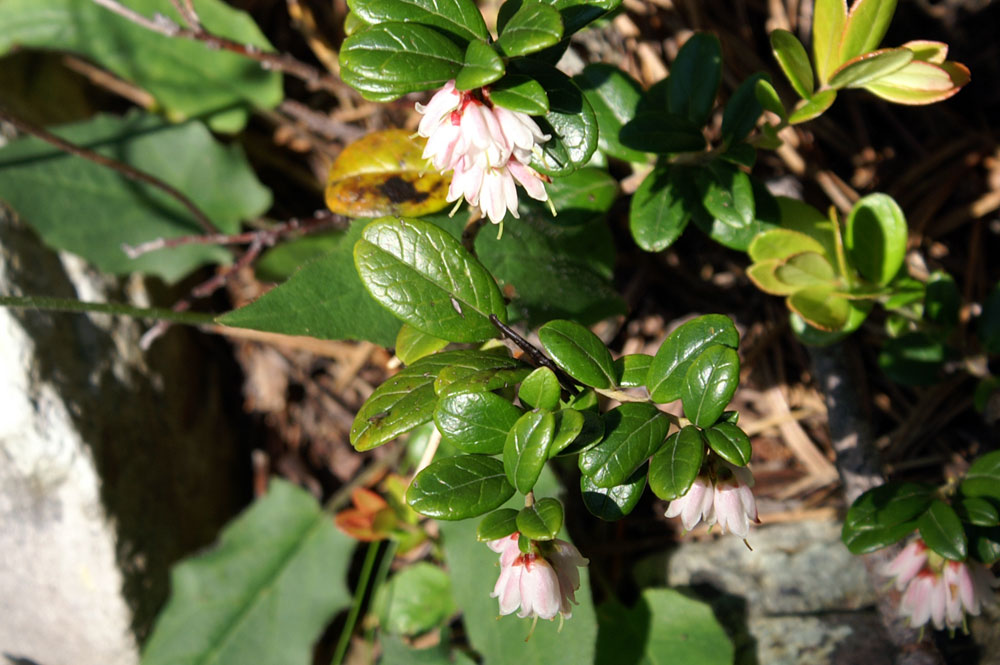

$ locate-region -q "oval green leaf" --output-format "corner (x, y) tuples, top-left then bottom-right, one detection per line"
(748, 228), (829, 263)
(435, 391), (523, 455)
(721, 73), (769, 146)
(704, 422), (752, 466)
(681, 345), (740, 428)
(647, 314), (740, 403)
(788, 89), (836, 124)
(477, 508), (520, 541)
(955, 497), (999, 527)
(407, 455), (516, 520)
(395, 324), (449, 365)
(813, 0), (848, 84)
(917, 500), (968, 561)
(846, 193), (908, 286)
(349, 0), (489, 43)
(456, 39), (505, 90)
(619, 111), (706, 155)
(668, 33), (722, 127)
(648, 426), (706, 500)
(862, 60), (969, 105)
(615, 354), (654, 388)
(516, 497), (564, 540)
(519, 367), (562, 411)
(581, 464), (647, 521)
(497, 1), (563, 58)
(579, 403), (671, 488)
(696, 161), (755, 230)
(503, 410), (556, 494)
(552, 409), (604, 457)
(961, 450), (1000, 502)
(754, 78), (787, 120)
(488, 73), (550, 115)
(839, 0), (898, 63)
(774, 251), (837, 288)
(828, 48), (913, 89)
(629, 165), (695, 252)
(539, 319), (616, 389)
(770, 29), (814, 99)
(575, 63), (647, 162)
(787, 285), (851, 331)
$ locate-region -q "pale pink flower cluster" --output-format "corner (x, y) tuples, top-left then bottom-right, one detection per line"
(415, 80), (551, 225)
(664, 461), (760, 539)
(881, 539), (998, 631)
(488, 533), (588, 620)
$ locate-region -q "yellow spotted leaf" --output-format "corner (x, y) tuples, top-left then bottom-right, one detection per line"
(325, 129), (451, 218)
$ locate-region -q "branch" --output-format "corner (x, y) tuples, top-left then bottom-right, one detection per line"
(489, 314), (580, 396)
(0, 107), (219, 234)
(0, 295), (216, 326)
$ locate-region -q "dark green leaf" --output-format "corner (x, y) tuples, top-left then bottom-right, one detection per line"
(354, 217), (507, 342)
(962, 450), (1000, 502)
(615, 354), (653, 388)
(349, 0), (490, 43)
(477, 509), (520, 541)
(373, 562), (456, 636)
(407, 455), (515, 519)
(721, 73), (769, 146)
(581, 463), (647, 520)
(516, 497), (564, 540)
(696, 161), (755, 230)
(839, 0), (898, 63)
(877, 332), (948, 386)
(843, 482), (933, 554)
(619, 111), (706, 154)
(925, 271), (960, 330)
(437, 367), (533, 398)
(918, 500), (967, 561)
(488, 74), (549, 115)
(629, 165), (696, 252)
(519, 367), (562, 411)
(668, 33), (722, 126)
(681, 345), (740, 428)
(396, 324), (449, 365)
(539, 319), (616, 389)
(788, 89), (837, 124)
(575, 63), (647, 162)
(504, 411), (556, 494)
(846, 193), (908, 286)
(254, 232), (342, 282)
(828, 48), (913, 88)
(978, 283), (1000, 354)
(704, 422), (752, 466)
(340, 23), (463, 101)
(549, 408), (586, 456)
(842, 520), (918, 555)
(955, 497), (999, 527)
(541, 167), (618, 226)
(142, 479), (353, 665)
(456, 39), (505, 90)
(552, 409), (605, 457)
(721, 142), (757, 169)
(432, 351), (523, 394)
(691, 174), (779, 251)
(435, 391), (523, 455)
(648, 427), (705, 500)
(770, 29), (815, 99)
(647, 314), (740, 403)
(579, 403), (671, 488)
(498, 1), (564, 57)
(968, 527), (1000, 565)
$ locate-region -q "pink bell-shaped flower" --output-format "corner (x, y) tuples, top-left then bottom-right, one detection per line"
(664, 461), (759, 538)
(487, 533), (589, 620)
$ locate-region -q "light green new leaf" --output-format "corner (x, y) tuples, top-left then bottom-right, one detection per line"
(0, 0), (282, 131)
(828, 48), (912, 89)
(0, 112), (271, 283)
(348, 0), (489, 43)
(770, 29), (814, 99)
(142, 479), (354, 665)
(788, 89), (837, 124)
(813, 0), (848, 84)
(862, 60), (970, 105)
(788, 285), (851, 331)
(839, 0), (898, 63)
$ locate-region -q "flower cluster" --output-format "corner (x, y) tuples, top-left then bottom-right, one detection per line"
(416, 80), (551, 225)
(881, 538), (998, 631)
(664, 460), (760, 539)
(488, 533), (588, 621)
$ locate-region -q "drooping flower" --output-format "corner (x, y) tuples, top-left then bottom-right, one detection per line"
(664, 461), (760, 539)
(664, 474), (714, 532)
(415, 80), (551, 225)
(487, 533), (589, 620)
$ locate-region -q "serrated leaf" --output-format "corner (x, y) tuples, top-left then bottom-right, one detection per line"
(373, 562), (456, 636)
(396, 324), (449, 365)
(488, 74), (550, 115)
(575, 63), (647, 162)
(477, 509), (520, 541)
(539, 319), (616, 389)
(839, 0), (898, 63)
(704, 422), (752, 466)
(696, 161), (755, 230)
(962, 451), (1000, 501)
(579, 403), (671, 488)
(0, 112), (271, 283)
(788, 89), (837, 124)
(552, 409), (605, 457)
(748, 228), (828, 263)
(862, 60), (969, 105)
(498, 1), (564, 57)
(407, 455), (515, 519)
(787, 285), (851, 331)
(647, 314), (740, 403)
(354, 217), (507, 342)
(142, 479), (353, 665)
(770, 29), (814, 99)
(0, 0), (281, 131)
(813, 0), (848, 84)
(349, 0), (489, 43)
(918, 500), (967, 561)
(648, 427), (705, 500)
(435, 391), (523, 455)
(955, 497), (999, 527)
(340, 23), (463, 101)
(668, 33), (722, 126)
(548, 408), (586, 456)
(581, 464), (647, 520)
(619, 111), (706, 155)
(721, 73), (769, 146)
(504, 411), (556, 494)
(681, 345), (740, 428)
(629, 165), (696, 252)
(828, 48), (913, 89)
(516, 498), (564, 540)
(846, 193), (908, 286)
(325, 129), (450, 218)
(519, 367), (562, 411)
(615, 354), (653, 388)
(456, 39), (505, 90)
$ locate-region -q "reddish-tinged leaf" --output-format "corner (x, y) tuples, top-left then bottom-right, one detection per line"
(902, 40), (948, 64)
(862, 60), (969, 105)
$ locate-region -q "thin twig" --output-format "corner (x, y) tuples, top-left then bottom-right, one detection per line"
(0, 107), (219, 234)
(91, 0), (345, 95)
(489, 314), (581, 396)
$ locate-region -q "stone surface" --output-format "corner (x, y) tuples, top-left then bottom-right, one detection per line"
(0, 208), (251, 664)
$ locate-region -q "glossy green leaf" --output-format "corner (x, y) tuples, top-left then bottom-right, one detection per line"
(629, 165), (696, 252)
(340, 23), (463, 101)
(969, 527), (1000, 565)
(862, 60), (969, 105)
(696, 162), (755, 230)
(828, 48), (913, 89)
(619, 111), (706, 155)
(813, 0), (848, 84)
(498, 1), (564, 57)
(839, 0), (898, 63)
(349, 0), (490, 43)
(504, 411), (556, 494)
(355, 217), (507, 342)
(962, 451), (1000, 502)
(846, 193), (908, 286)
(488, 74), (550, 115)
(788, 285), (851, 331)
(540, 167), (618, 226)
(615, 354), (653, 388)
(918, 500), (967, 561)
(0, 112), (271, 283)
(575, 64), (647, 162)
(396, 324), (449, 365)
(877, 332), (948, 385)
(842, 520), (918, 555)
(776, 196), (839, 259)
(519, 367), (562, 411)
(438, 367), (533, 398)
(432, 351), (522, 395)
(456, 41), (503, 91)
(516, 498), (564, 540)
(373, 562), (456, 636)
(667, 33), (722, 126)
(551, 409), (605, 457)
(220, 223), (400, 346)
(721, 142), (757, 169)
(142, 479), (353, 665)
(407, 455), (515, 520)
(539, 319), (616, 389)
(549, 408), (586, 456)
(704, 422), (752, 466)
(955, 498), (999, 527)
(579, 403), (671, 488)
(0, 0), (281, 131)
(477, 509), (520, 541)
(774, 252), (837, 288)
(681, 345), (740, 428)
(581, 464), (647, 521)
(647, 314), (740, 403)
(754, 78), (787, 119)
(770, 29), (814, 99)
(842, 482), (934, 554)
(692, 172), (779, 251)
(648, 427), (705, 501)
(748, 228), (828, 263)
(788, 89), (837, 123)
(747, 259), (796, 296)
(721, 73), (769, 146)
(435, 391), (523, 455)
